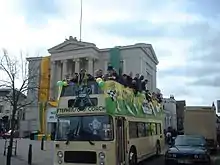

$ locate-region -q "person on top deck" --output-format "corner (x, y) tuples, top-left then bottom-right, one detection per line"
(79, 69), (87, 84)
(157, 92), (163, 103)
(126, 72), (133, 88)
(141, 79), (148, 91)
(131, 79), (138, 96)
(95, 69), (103, 79)
(122, 74), (129, 87)
(138, 75), (144, 92)
(70, 73), (79, 83)
(62, 66), (163, 105)
(78, 69), (94, 84)
(103, 65), (119, 81)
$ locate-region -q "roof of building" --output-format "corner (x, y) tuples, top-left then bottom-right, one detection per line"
(26, 56), (43, 61)
(47, 37), (159, 65)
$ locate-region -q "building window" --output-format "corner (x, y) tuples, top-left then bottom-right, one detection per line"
(0, 105), (3, 113)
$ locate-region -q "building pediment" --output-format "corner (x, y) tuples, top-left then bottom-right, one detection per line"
(56, 43), (82, 51)
(48, 36), (98, 54)
(136, 43), (159, 65)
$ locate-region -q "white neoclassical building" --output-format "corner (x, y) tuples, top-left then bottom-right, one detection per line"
(47, 36), (159, 99)
(23, 36), (159, 135)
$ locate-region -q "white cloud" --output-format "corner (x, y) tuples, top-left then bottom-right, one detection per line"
(0, 0), (218, 106)
(0, 0), (140, 54)
(149, 11), (204, 24)
(0, 0), (202, 53)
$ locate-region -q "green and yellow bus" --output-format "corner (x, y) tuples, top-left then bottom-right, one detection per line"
(54, 79), (164, 165)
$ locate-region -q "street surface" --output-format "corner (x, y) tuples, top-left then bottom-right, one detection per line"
(0, 139), (219, 165)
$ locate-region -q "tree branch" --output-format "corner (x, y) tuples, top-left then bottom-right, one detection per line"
(16, 100), (36, 111)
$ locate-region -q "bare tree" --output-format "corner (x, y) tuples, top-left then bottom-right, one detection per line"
(0, 49), (42, 165)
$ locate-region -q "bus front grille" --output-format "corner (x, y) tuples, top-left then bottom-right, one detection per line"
(64, 151), (97, 164)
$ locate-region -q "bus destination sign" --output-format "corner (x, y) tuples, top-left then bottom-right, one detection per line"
(57, 106), (105, 114)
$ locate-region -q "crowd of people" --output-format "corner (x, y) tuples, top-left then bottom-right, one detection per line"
(64, 65), (163, 103)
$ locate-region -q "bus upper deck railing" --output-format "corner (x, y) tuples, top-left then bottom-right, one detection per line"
(59, 79), (162, 103)
(60, 80), (103, 97)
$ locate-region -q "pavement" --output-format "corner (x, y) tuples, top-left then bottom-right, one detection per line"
(0, 139), (219, 165)
(0, 138), (54, 165)
(0, 154), (29, 165)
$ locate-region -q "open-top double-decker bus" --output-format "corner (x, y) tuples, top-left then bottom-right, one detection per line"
(54, 78), (164, 165)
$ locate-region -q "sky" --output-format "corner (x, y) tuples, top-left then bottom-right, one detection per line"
(0, 0), (220, 107)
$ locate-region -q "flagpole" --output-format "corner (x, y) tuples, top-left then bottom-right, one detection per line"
(79, 0), (83, 41)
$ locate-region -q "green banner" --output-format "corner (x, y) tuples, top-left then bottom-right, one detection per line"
(102, 80), (163, 118)
(109, 47), (121, 74)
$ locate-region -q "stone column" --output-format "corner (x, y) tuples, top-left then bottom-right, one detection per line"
(50, 61), (56, 99)
(74, 58), (80, 73)
(62, 59), (68, 79)
(57, 61), (62, 81)
(104, 61), (108, 74)
(88, 58), (94, 75)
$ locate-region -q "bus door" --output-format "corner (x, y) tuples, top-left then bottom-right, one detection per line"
(116, 117), (126, 165)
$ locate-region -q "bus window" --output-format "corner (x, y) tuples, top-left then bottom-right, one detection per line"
(137, 123), (146, 137)
(151, 123), (157, 135)
(159, 123), (162, 134)
(157, 123), (162, 134)
(129, 122), (138, 138)
(155, 123), (158, 135)
(56, 115), (114, 141)
(145, 123), (151, 136)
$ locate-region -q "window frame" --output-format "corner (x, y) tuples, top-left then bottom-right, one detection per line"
(128, 121), (162, 139)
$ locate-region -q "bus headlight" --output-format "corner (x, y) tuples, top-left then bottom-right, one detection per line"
(99, 162), (105, 165)
(58, 159), (63, 164)
(99, 152), (105, 159)
(57, 151), (63, 158)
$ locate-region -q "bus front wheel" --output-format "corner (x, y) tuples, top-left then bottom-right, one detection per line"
(129, 147), (137, 165)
